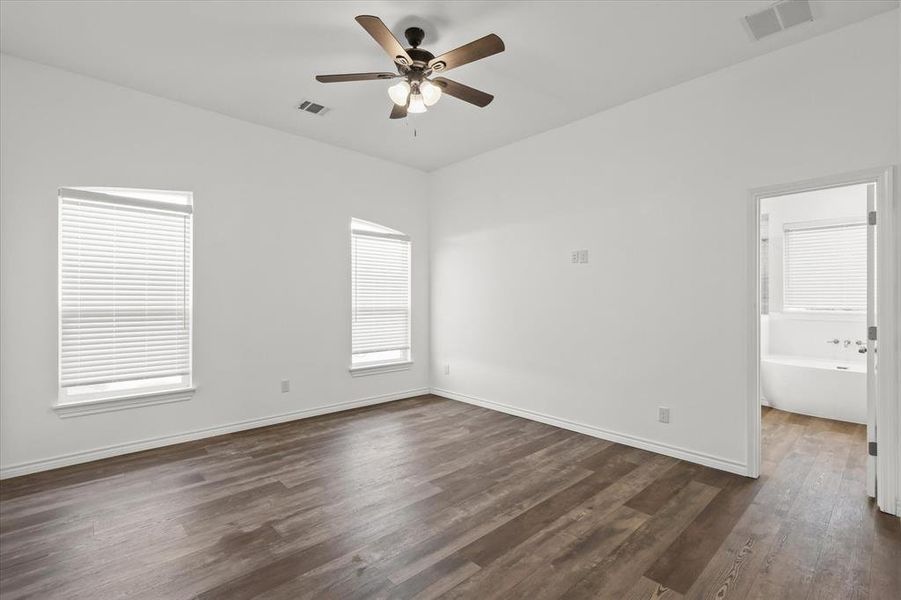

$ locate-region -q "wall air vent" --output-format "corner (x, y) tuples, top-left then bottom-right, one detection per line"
(745, 0), (814, 41)
(297, 100), (329, 116)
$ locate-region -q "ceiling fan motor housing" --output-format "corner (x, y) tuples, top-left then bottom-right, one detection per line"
(401, 27), (442, 71)
(404, 27), (425, 48)
(406, 47), (435, 69)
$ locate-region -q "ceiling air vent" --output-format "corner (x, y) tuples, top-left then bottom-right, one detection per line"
(297, 100), (329, 116)
(745, 0), (813, 41)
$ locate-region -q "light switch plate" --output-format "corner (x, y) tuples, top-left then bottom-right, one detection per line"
(281, 379), (290, 393)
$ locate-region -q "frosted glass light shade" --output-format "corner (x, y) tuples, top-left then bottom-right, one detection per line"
(388, 81), (411, 106)
(408, 93), (427, 113)
(420, 80), (442, 106)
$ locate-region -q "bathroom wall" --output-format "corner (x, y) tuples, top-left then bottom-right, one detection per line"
(760, 184), (868, 365)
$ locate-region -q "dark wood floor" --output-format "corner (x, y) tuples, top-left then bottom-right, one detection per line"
(0, 396), (898, 599)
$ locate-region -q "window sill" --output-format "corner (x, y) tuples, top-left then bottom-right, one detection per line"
(349, 361), (413, 377)
(771, 311), (866, 323)
(53, 387), (195, 418)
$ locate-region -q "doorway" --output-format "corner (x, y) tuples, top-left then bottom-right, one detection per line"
(747, 167), (898, 515)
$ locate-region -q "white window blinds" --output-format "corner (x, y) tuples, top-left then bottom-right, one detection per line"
(351, 219), (411, 367)
(783, 220), (866, 312)
(59, 188), (192, 398)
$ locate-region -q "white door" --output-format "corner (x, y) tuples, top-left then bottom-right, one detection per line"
(866, 183), (877, 498)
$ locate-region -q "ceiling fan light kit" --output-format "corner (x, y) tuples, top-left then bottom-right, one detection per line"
(407, 90), (427, 114)
(388, 80), (410, 106)
(315, 15), (504, 119)
(419, 81), (441, 106)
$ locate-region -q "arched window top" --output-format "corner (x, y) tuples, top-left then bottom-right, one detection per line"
(351, 218), (409, 241)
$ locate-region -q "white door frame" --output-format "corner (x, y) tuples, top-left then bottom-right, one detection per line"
(746, 166), (898, 516)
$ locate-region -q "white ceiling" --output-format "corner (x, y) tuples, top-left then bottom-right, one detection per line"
(1, 1), (896, 171)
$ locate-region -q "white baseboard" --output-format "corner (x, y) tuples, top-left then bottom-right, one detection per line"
(0, 388), (429, 480)
(431, 387), (749, 477)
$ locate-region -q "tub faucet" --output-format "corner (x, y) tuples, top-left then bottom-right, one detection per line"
(826, 339), (839, 345)
(843, 339), (852, 348)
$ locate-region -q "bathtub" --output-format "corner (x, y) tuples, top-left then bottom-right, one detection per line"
(760, 354), (866, 424)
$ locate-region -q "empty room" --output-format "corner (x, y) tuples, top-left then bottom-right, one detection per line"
(1, 1), (899, 598)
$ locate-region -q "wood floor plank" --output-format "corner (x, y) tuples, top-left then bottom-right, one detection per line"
(868, 507), (901, 600)
(502, 504), (651, 600)
(0, 397), (894, 600)
(385, 554), (481, 600)
(643, 470), (766, 593)
(295, 463), (596, 598)
(681, 500), (786, 600)
(624, 460), (703, 515)
(626, 576), (684, 600)
(456, 452), (640, 566)
(806, 436), (873, 600)
(556, 480), (720, 599)
(439, 455), (676, 599)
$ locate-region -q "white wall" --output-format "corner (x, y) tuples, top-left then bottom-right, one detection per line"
(429, 13), (899, 474)
(0, 55), (430, 476)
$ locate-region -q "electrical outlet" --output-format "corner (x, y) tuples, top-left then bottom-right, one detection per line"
(658, 407), (670, 424)
(571, 251), (580, 264)
(579, 249), (589, 264)
(444, 364), (451, 375)
(281, 379), (290, 393)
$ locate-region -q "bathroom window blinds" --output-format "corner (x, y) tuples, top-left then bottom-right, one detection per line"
(351, 219), (411, 368)
(783, 220), (866, 313)
(59, 188), (193, 403)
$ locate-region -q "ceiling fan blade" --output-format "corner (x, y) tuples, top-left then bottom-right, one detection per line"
(432, 77), (494, 107)
(316, 72), (398, 83)
(355, 15), (413, 67)
(390, 103), (407, 119)
(429, 34), (504, 73)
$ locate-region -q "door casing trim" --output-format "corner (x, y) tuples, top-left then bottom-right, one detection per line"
(746, 166), (898, 515)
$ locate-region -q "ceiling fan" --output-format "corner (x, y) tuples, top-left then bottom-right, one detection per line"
(315, 15), (504, 119)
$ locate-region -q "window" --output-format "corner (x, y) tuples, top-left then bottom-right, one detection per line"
(58, 187), (193, 408)
(350, 218), (411, 372)
(783, 219), (866, 313)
